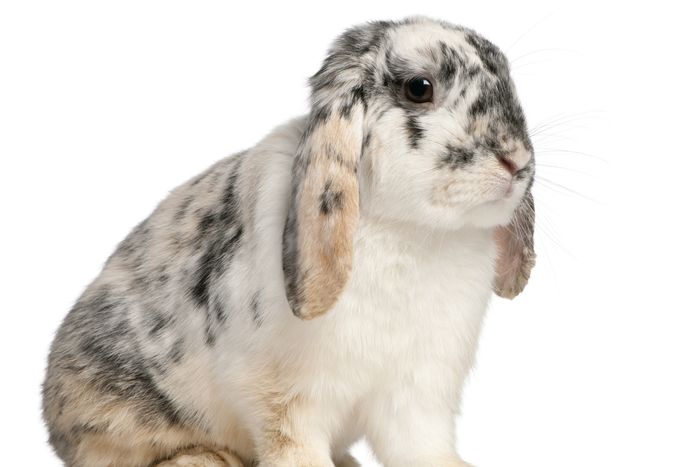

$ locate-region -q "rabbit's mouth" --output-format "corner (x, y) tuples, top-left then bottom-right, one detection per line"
(425, 161), (532, 228)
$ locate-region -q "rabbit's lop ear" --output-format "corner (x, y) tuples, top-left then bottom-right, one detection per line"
(283, 27), (379, 320)
(494, 188), (536, 299)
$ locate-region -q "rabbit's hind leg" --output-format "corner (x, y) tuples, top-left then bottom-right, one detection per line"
(43, 372), (236, 467)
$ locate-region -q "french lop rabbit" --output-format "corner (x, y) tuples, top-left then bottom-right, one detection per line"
(43, 17), (536, 467)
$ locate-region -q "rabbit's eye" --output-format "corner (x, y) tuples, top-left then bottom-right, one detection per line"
(405, 78), (433, 103)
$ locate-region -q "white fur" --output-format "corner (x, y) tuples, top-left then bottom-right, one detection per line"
(158, 119), (497, 466)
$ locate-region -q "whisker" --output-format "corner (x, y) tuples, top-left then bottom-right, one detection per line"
(530, 117), (602, 138)
(535, 163), (592, 176)
(510, 48), (576, 64)
(526, 196), (575, 258)
(511, 61), (553, 72)
(529, 111), (605, 133)
(535, 148), (607, 163)
(506, 14), (554, 53)
(535, 176), (599, 203)
(532, 132), (576, 145)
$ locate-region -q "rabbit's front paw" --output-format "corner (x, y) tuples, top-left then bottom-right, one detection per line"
(258, 453), (334, 467)
(156, 447), (244, 467)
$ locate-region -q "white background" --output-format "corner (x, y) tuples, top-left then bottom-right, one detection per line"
(1, 1), (672, 466)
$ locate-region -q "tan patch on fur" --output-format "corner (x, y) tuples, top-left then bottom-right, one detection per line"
(244, 362), (332, 466)
(243, 362), (301, 459)
(261, 393), (303, 458)
(155, 447), (245, 467)
(469, 114), (490, 136)
(45, 375), (216, 467)
(494, 190), (536, 299)
(213, 448), (246, 467)
(294, 110), (363, 320)
(494, 230), (535, 299)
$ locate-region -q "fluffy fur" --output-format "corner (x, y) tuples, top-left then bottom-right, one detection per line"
(43, 17), (536, 467)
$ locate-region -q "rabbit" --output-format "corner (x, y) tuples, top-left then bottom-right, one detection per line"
(42, 16), (536, 467)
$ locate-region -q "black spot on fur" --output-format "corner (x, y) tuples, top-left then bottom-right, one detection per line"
(203, 320), (217, 346)
(361, 131), (372, 154)
(134, 373), (186, 426)
(461, 31), (530, 142)
(314, 104), (332, 127)
(515, 164), (534, 180)
(470, 79), (528, 141)
(72, 422), (108, 437)
(204, 298), (229, 346)
(212, 299), (227, 323)
(191, 220), (243, 306)
(469, 92), (490, 118)
(311, 21), (392, 95)
(339, 85), (368, 119)
(383, 49), (415, 91)
(189, 155), (245, 345)
(325, 145), (358, 173)
(196, 210), (218, 236)
(148, 313), (174, 337)
(482, 135), (504, 155)
(465, 32), (507, 76)
(441, 143), (475, 168)
(168, 338), (185, 364)
(250, 291), (263, 327)
(190, 241), (214, 307)
(319, 180), (345, 215)
(466, 66), (480, 80)
(338, 20), (393, 57)
(190, 156), (245, 310)
(352, 85), (368, 109)
(438, 42), (460, 86)
(308, 21), (392, 128)
(56, 286), (193, 428)
(175, 195), (194, 221)
(381, 71), (392, 88)
(406, 115), (424, 149)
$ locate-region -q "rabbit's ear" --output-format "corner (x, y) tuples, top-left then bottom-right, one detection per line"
(494, 188), (536, 299)
(282, 21), (391, 319)
(282, 90), (366, 320)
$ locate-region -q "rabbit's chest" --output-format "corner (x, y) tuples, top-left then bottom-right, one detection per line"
(327, 220), (497, 372)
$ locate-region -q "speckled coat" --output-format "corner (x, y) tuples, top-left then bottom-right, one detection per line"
(43, 17), (536, 467)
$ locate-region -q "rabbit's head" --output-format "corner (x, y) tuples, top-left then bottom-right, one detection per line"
(284, 17), (536, 319)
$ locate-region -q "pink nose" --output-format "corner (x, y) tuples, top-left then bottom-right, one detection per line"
(497, 155), (519, 175)
(497, 147), (532, 176)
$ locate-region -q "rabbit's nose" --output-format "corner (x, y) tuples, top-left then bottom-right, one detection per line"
(497, 154), (519, 175)
(497, 145), (532, 176)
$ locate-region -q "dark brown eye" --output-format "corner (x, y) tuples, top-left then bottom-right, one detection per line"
(405, 77), (433, 103)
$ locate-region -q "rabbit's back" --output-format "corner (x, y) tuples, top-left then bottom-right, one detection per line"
(42, 118), (305, 466)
